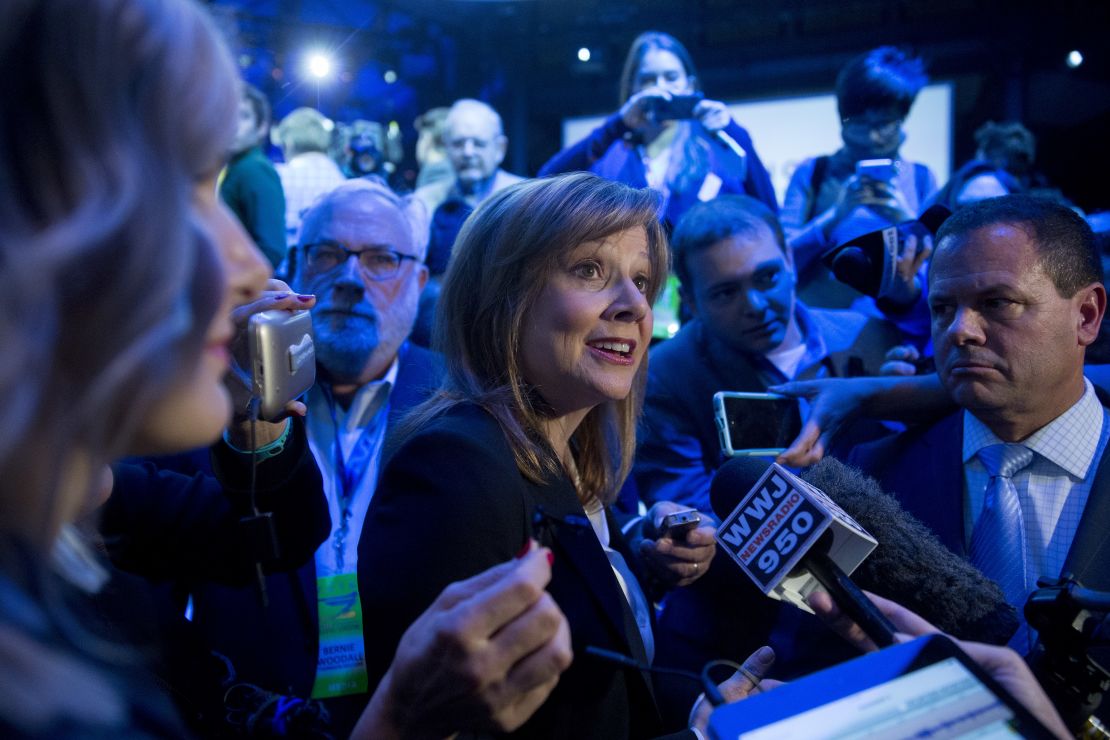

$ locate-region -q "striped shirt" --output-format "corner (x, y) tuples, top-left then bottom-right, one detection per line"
(962, 378), (1109, 597)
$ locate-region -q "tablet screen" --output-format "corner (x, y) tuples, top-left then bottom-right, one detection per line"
(708, 636), (1053, 740)
(738, 657), (1019, 739)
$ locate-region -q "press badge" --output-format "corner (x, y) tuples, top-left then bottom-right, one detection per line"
(311, 573), (369, 699)
(697, 172), (723, 202)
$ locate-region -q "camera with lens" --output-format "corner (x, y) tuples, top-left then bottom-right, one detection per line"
(1025, 576), (1110, 735)
(648, 92), (704, 121)
(347, 132), (383, 178)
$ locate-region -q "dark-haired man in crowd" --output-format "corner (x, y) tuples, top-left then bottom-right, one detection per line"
(782, 46), (937, 309)
(633, 195), (904, 722)
(848, 195), (1110, 656)
(220, 83), (287, 268)
(634, 194), (903, 516)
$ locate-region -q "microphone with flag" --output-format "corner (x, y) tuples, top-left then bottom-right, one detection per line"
(711, 457), (897, 647)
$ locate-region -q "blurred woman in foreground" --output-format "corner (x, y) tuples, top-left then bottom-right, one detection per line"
(0, 0), (568, 736)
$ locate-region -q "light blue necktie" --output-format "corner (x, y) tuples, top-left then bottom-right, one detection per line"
(970, 443), (1034, 651)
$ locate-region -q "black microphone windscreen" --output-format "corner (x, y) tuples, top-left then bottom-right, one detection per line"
(830, 247), (874, 294)
(709, 456), (775, 521)
(800, 457), (1018, 645)
(918, 203), (952, 234)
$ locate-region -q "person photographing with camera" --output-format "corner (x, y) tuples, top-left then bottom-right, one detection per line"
(540, 31), (777, 228)
(782, 46), (938, 309)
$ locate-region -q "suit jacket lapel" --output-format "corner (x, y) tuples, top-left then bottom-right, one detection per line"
(913, 413), (969, 555)
(605, 512), (659, 704)
(545, 502), (662, 724)
(548, 505), (632, 647)
(538, 479), (653, 663)
(1062, 404), (1110, 590)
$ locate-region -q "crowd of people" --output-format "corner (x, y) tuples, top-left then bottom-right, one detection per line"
(1, 0), (1105, 738)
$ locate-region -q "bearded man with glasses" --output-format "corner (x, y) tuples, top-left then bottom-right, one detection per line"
(190, 178), (445, 735)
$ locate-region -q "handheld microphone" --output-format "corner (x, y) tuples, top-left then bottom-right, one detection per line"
(822, 203), (951, 299)
(711, 457), (897, 647)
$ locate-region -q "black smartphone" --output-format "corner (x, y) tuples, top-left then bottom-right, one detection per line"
(650, 93), (704, 121)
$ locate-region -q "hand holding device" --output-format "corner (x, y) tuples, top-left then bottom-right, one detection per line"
(689, 646), (780, 735)
(226, 282), (316, 448)
(853, 159), (914, 222)
(770, 374), (952, 468)
(639, 501), (716, 588)
(822, 203), (950, 302)
(714, 391), (803, 457)
(692, 97), (730, 131)
(248, 309), (315, 420)
(807, 592), (1071, 740)
(620, 88), (705, 131)
(620, 87), (669, 131)
(767, 377), (876, 467)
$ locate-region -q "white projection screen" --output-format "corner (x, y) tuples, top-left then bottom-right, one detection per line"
(561, 83), (953, 204)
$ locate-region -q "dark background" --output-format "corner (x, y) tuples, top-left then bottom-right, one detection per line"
(209, 0), (1109, 212)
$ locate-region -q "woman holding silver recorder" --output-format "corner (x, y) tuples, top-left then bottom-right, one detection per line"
(0, 0), (568, 736)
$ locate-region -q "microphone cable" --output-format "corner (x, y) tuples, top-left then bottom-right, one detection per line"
(584, 645), (753, 708)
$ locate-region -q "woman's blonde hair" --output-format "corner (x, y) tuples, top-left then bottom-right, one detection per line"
(0, 0), (237, 551)
(409, 173), (667, 506)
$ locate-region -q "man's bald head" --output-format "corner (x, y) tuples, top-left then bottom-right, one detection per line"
(444, 99), (507, 193)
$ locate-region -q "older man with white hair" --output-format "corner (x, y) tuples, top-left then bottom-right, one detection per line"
(414, 98), (524, 274)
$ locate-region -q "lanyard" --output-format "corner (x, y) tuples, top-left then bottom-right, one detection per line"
(320, 383), (389, 572)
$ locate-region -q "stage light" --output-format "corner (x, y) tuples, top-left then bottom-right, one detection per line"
(577, 47), (591, 63)
(384, 69), (398, 84)
(1067, 50), (1084, 68)
(307, 52), (333, 80)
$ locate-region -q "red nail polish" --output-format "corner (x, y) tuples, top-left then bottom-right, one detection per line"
(515, 540), (532, 559)
(546, 551), (555, 567)
(296, 294), (313, 303)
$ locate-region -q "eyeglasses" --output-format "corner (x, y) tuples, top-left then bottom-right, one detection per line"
(446, 136), (495, 152)
(302, 240), (420, 280)
(841, 115), (904, 137)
